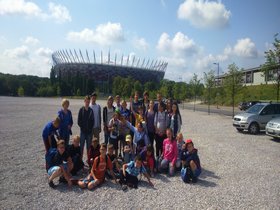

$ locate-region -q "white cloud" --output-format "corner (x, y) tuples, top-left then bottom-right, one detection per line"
(48, 2), (71, 23)
(67, 22), (125, 46)
(0, 0), (41, 16)
(3, 45), (29, 59)
(157, 32), (198, 56)
(0, 0), (71, 23)
(23, 36), (39, 45)
(224, 38), (258, 58)
(178, 0), (231, 29)
(36, 47), (53, 57)
(233, 38), (258, 58)
(133, 37), (149, 51)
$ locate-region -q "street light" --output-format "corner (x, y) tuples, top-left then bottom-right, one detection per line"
(213, 62), (219, 109)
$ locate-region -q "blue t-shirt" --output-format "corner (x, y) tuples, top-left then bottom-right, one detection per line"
(126, 161), (146, 176)
(42, 121), (57, 141)
(58, 109), (73, 137)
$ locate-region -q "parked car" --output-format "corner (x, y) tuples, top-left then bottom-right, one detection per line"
(265, 117), (280, 139)
(238, 101), (259, 111)
(233, 102), (280, 134)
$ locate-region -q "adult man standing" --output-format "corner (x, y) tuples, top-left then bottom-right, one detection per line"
(90, 92), (102, 142)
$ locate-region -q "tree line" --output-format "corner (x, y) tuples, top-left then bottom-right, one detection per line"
(0, 34), (279, 105)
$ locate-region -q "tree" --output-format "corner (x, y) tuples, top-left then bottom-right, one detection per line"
(223, 63), (243, 117)
(203, 70), (215, 114)
(189, 74), (202, 111)
(261, 33), (280, 101)
(17, 86), (24, 96)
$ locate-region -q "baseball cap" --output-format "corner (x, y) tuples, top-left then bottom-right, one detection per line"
(185, 139), (193, 144)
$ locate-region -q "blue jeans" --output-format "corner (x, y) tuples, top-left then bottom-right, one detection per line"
(160, 159), (175, 176)
(104, 133), (110, 145)
(80, 131), (92, 156)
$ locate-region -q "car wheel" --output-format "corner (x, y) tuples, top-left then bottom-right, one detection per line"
(236, 128), (243, 132)
(248, 122), (259, 134)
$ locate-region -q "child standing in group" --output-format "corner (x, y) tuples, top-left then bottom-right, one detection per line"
(57, 99), (73, 148)
(42, 117), (60, 152)
(175, 132), (184, 170)
(78, 143), (117, 190)
(141, 144), (155, 177)
(108, 112), (120, 155)
(88, 138), (100, 168)
(126, 120), (150, 155)
(154, 101), (169, 157)
(119, 155), (154, 190)
(169, 102), (182, 138)
(103, 96), (115, 145)
(145, 100), (155, 151)
(77, 95), (94, 159)
(68, 135), (84, 175)
(160, 128), (178, 176)
(181, 139), (201, 183)
(46, 140), (73, 188)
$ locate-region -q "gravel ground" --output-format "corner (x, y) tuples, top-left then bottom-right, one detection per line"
(0, 96), (279, 210)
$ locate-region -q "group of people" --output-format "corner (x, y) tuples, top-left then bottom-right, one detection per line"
(42, 91), (201, 190)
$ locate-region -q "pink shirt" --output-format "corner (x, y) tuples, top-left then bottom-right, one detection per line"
(162, 138), (178, 165)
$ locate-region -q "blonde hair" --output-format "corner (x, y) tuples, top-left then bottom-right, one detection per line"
(61, 98), (69, 107)
(53, 116), (60, 126)
(57, 140), (65, 147)
(73, 135), (80, 143)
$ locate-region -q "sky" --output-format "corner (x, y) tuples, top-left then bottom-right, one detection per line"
(0, 0), (279, 82)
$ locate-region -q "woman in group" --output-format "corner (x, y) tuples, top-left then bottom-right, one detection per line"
(169, 102), (182, 138)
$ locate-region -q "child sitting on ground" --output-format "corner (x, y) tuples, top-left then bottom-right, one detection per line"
(119, 155), (154, 190)
(107, 144), (121, 179)
(88, 138), (100, 169)
(181, 139), (201, 183)
(159, 128), (178, 176)
(78, 143), (117, 190)
(141, 144), (156, 177)
(68, 135), (84, 176)
(176, 132), (184, 170)
(123, 134), (133, 164)
(46, 140), (73, 188)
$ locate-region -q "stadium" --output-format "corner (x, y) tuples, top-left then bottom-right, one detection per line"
(51, 49), (167, 94)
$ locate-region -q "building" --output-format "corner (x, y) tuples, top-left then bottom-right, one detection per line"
(216, 65), (279, 86)
(51, 49), (167, 94)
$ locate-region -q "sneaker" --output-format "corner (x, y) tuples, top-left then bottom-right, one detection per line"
(49, 180), (56, 188)
(122, 185), (128, 191)
(192, 176), (198, 183)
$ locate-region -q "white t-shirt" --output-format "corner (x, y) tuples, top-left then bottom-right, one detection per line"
(90, 103), (101, 128)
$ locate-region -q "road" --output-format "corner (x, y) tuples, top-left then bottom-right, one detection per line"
(180, 102), (243, 117)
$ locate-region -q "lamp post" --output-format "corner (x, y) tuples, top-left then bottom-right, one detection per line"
(213, 62), (219, 109)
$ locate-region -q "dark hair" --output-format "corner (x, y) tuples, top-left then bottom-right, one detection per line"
(91, 92), (97, 97)
(134, 155), (142, 162)
(146, 144), (153, 152)
(159, 101), (166, 110)
(172, 102), (182, 124)
(100, 143), (107, 149)
(143, 91), (149, 97)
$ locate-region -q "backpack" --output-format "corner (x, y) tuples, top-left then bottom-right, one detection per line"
(181, 166), (191, 183)
(45, 148), (58, 171)
(96, 155), (108, 168)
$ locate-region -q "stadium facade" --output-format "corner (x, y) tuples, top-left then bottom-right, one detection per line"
(51, 49), (167, 94)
